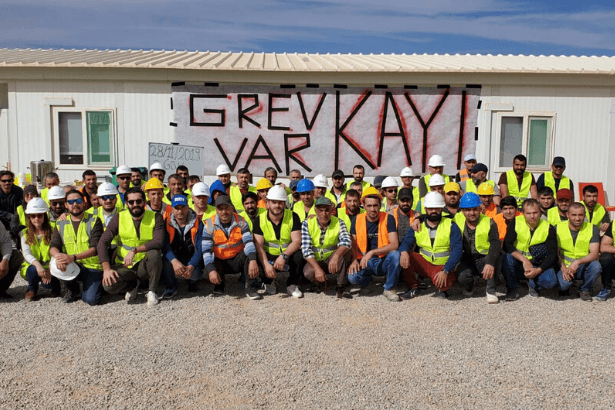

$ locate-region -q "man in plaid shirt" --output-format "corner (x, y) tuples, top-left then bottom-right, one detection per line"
(301, 197), (352, 298)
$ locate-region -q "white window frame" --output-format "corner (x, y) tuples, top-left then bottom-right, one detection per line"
(493, 111), (556, 174)
(52, 107), (117, 170)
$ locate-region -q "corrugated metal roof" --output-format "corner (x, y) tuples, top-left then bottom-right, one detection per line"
(1, 48), (615, 74)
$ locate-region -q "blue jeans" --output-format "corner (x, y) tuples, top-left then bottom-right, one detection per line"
(25, 264), (60, 293)
(557, 261), (601, 292)
(63, 266), (103, 306)
(347, 251), (400, 291)
(502, 254), (558, 291)
(162, 259), (203, 290)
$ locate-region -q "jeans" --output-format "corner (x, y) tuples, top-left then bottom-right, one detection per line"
(162, 258), (203, 291)
(457, 254), (499, 294)
(347, 251), (400, 291)
(264, 250), (305, 286)
(557, 260), (601, 292)
(502, 253), (558, 291)
(25, 264), (61, 293)
(62, 265), (103, 306)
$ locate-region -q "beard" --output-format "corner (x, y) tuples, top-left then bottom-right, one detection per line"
(129, 206), (145, 218)
(427, 213), (442, 223)
(400, 204), (411, 213)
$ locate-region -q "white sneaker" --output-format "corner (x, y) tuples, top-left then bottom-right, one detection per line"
(486, 292), (499, 304)
(287, 284), (303, 298)
(125, 287), (138, 302)
(146, 291), (159, 306)
(263, 282), (277, 295)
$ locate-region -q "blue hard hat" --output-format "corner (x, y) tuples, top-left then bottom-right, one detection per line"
(296, 178), (315, 193)
(459, 192), (482, 209)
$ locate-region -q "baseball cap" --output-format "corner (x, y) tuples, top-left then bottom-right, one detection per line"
(171, 195), (188, 208)
(556, 188), (573, 200)
(470, 163), (488, 174)
(289, 180), (299, 191)
(463, 154), (476, 162)
(398, 188), (413, 201)
(553, 157), (566, 167)
(373, 175), (386, 188)
(315, 197), (334, 207)
(215, 195), (233, 208)
(332, 170), (344, 179)
(444, 182), (460, 193)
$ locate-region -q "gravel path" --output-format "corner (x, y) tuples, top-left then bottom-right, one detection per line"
(1, 275), (613, 409)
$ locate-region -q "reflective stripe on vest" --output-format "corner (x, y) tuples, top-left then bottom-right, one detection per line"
(20, 230), (51, 279)
(354, 212), (390, 259)
(556, 221), (592, 267)
(547, 207), (566, 226)
(260, 209), (293, 256)
(582, 202), (606, 227)
(204, 213), (245, 259)
(513, 215), (549, 260)
(506, 170), (532, 207)
(292, 200), (315, 222)
(455, 213), (491, 255)
(116, 210), (156, 265)
(308, 216), (340, 262)
(57, 216), (102, 270)
(415, 218), (453, 265)
(544, 172), (570, 200)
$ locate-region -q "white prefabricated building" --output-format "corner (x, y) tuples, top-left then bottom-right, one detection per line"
(0, 49), (614, 202)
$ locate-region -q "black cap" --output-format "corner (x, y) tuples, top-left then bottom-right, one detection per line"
(398, 188), (413, 201)
(215, 195), (233, 208)
(332, 170), (344, 178)
(553, 156), (566, 167)
(373, 175), (386, 188)
(470, 163), (488, 174)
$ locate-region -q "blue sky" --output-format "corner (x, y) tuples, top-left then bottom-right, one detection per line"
(1, 0), (614, 56)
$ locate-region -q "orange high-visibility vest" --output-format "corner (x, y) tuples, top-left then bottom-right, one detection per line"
(483, 202), (500, 219)
(166, 219), (200, 245)
(204, 214), (245, 259)
(389, 207), (415, 228)
(354, 212), (390, 259)
(458, 168), (470, 182)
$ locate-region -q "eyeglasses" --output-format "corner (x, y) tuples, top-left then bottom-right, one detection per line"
(101, 195), (116, 201)
(0, 179), (13, 183)
(117, 176), (130, 180)
(127, 199), (144, 205)
(385, 189), (397, 193)
(28, 214), (45, 219)
(67, 198), (84, 205)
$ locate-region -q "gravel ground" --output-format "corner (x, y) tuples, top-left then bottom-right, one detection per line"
(1, 274), (614, 409)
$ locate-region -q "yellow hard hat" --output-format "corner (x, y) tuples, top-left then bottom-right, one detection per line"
(361, 186), (381, 203)
(256, 178), (273, 191)
(477, 182), (495, 195)
(144, 178), (164, 191)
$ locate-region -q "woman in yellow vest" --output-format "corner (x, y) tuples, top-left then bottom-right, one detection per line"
(20, 198), (61, 301)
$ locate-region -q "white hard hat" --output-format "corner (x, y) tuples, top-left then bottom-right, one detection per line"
(463, 154), (476, 162)
(429, 174), (446, 187)
(150, 162), (165, 172)
(381, 177), (398, 189)
(428, 155), (445, 167)
(423, 192), (446, 208)
(25, 197), (49, 214)
(216, 164), (231, 176)
(267, 185), (288, 202)
(49, 258), (80, 281)
(116, 165), (132, 176)
(400, 167), (415, 177)
(47, 186), (65, 201)
(97, 182), (118, 196)
(192, 182), (210, 197)
(313, 174), (328, 188)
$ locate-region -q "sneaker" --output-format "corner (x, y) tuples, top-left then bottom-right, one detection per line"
(358, 287), (371, 297)
(528, 285), (540, 298)
(62, 289), (80, 303)
(246, 286), (263, 300)
(161, 288), (177, 299)
(486, 292), (499, 304)
(125, 287), (138, 302)
(462, 285), (474, 297)
(434, 290), (449, 299)
(287, 284), (303, 298)
(146, 291), (159, 306)
(336, 286), (352, 299)
(594, 288), (611, 302)
(24, 290), (36, 302)
(400, 288), (420, 300)
(505, 289), (519, 302)
(262, 282), (277, 295)
(383, 289), (401, 302)
(212, 285), (225, 296)
(579, 290), (592, 302)
(187, 282), (198, 293)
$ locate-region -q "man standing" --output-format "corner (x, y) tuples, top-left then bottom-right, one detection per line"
(255, 178), (273, 208)
(538, 187), (555, 220)
(399, 167), (419, 210)
(555, 202), (601, 301)
(348, 187), (401, 302)
(163, 174), (189, 205)
(399, 192), (462, 299)
(537, 157), (572, 199)
(418, 155), (450, 199)
(149, 162), (168, 192)
(88, 182), (121, 262)
(477, 183), (500, 218)
(345, 165), (371, 192)
(415, 174), (445, 215)
(0, 171), (24, 231)
(40, 172), (60, 204)
(289, 169), (302, 182)
(330, 170), (347, 204)
(80, 170), (98, 209)
(313, 174), (337, 205)
(239, 191), (265, 231)
(493, 196), (521, 242)
(176, 165), (189, 185)
(293, 179), (316, 222)
(115, 165), (132, 207)
(99, 188), (165, 306)
(581, 184), (610, 233)
(229, 168), (257, 213)
(130, 168), (145, 189)
(443, 182), (461, 218)
(461, 163), (501, 205)
(502, 199), (559, 301)
(547, 189), (573, 226)
(337, 189), (365, 230)
(455, 154), (477, 182)
(380, 177), (398, 212)
(302, 197), (352, 298)
(191, 182), (215, 221)
(144, 178), (172, 220)
(499, 155), (537, 208)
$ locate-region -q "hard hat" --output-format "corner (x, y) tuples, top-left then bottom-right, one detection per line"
(216, 164), (231, 176)
(97, 182), (118, 197)
(477, 182), (495, 196)
(459, 192), (482, 209)
(191, 182), (210, 197)
(444, 182), (460, 193)
(361, 187), (382, 203)
(428, 155), (445, 167)
(47, 186), (65, 201)
(144, 178), (165, 191)
(116, 165), (132, 176)
(150, 162), (165, 172)
(400, 167), (415, 177)
(49, 258), (80, 281)
(428, 174), (446, 187)
(423, 192), (445, 208)
(313, 174), (328, 188)
(256, 178), (273, 191)
(267, 185), (288, 202)
(25, 197), (49, 214)
(381, 177), (399, 189)
(296, 179), (315, 193)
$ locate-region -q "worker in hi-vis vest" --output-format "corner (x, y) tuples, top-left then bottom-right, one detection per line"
(499, 154), (537, 208)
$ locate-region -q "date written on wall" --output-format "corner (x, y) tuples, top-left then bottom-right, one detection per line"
(148, 142), (205, 177)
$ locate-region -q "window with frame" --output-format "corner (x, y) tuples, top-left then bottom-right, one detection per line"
(54, 108), (115, 167)
(497, 112), (554, 170)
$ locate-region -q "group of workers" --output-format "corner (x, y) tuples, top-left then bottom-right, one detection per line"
(0, 152), (613, 306)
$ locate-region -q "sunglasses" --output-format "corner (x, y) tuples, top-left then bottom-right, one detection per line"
(127, 199), (144, 205)
(101, 195), (116, 201)
(117, 176), (130, 180)
(28, 213), (45, 219)
(385, 189), (397, 193)
(0, 179), (13, 183)
(67, 198), (84, 205)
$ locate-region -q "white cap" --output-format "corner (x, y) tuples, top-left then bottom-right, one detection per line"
(25, 197), (49, 214)
(191, 182), (210, 197)
(216, 164), (231, 176)
(463, 154), (476, 162)
(400, 167), (415, 177)
(313, 174), (328, 188)
(423, 192), (446, 208)
(116, 165), (132, 176)
(428, 155), (445, 167)
(429, 174), (446, 187)
(47, 186), (65, 201)
(267, 185), (288, 202)
(381, 177), (399, 188)
(97, 182), (118, 196)
(150, 162), (165, 172)
(49, 258), (80, 281)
